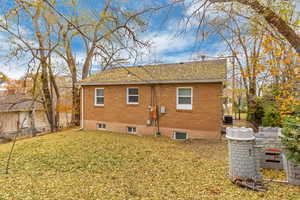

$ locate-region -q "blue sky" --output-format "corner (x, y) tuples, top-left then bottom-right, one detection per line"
(0, 0), (227, 79)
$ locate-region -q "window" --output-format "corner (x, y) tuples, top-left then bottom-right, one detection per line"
(176, 87), (192, 110)
(95, 88), (104, 106)
(173, 131), (188, 140)
(97, 123), (106, 130)
(127, 126), (136, 134)
(127, 88), (139, 104)
(20, 112), (29, 129)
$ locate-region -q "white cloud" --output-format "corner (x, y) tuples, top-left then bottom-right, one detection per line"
(0, 61), (27, 79)
(143, 31), (194, 54)
(153, 52), (194, 63)
(0, 20), (40, 79)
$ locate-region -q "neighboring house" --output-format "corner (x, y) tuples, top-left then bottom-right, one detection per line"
(0, 94), (49, 134)
(0, 75), (73, 130)
(80, 59), (226, 139)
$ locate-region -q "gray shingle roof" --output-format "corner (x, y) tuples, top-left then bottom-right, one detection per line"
(80, 59), (226, 85)
(0, 94), (44, 112)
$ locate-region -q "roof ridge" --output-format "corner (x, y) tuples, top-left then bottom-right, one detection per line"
(107, 59), (226, 71)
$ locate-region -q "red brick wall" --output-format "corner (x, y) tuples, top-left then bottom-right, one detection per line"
(82, 83), (223, 138)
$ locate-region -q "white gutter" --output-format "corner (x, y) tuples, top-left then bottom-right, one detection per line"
(78, 79), (223, 86)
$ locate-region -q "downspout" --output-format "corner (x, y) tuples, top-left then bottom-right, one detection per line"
(80, 86), (84, 130)
(148, 84), (154, 126)
(150, 84), (161, 136)
(148, 84), (160, 135)
(154, 85), (161, 136)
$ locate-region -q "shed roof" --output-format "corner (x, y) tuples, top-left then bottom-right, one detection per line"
(0, 94), (44, 112)
(80, 59), (226, 85)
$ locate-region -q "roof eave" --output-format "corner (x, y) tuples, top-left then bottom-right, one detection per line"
(79, 79), (224, 86)
(0, 109), (44, 113)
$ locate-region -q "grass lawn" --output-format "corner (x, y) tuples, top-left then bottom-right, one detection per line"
(0, 130), (299, 200)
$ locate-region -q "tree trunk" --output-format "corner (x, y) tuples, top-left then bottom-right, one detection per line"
(69, 59), (80, 126)
(32, 6), (55, 132)
(41, 62), (54, 132)
(210, 0), (300, 56)
(82, 45), (96, 79)
(50, 71), (60, 131)
(72, 85), (80, 126)
(31, 101), (37, 137)
(247, 72), (261, 127)
(62, 34), (80, 126)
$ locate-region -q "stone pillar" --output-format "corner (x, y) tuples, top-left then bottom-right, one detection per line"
(226, 127), (261, 181)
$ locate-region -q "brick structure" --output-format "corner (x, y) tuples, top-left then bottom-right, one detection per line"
(80, 60), (226, 139)
(227, 126), (300, 186)
(226, 127), (262, 181)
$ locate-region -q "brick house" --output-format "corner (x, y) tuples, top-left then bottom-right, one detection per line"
(80, 59), (226, 139)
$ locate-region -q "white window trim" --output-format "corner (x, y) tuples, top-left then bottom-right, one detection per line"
(97, 123), (107, 130)
(127, 87), (139, 104)
(176, 87), (193, 110)
(173, 131), (188, 140)
(127, 126), (137, 134)
(95, 88), (104, 106)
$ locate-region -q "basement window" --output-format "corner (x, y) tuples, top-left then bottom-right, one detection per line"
(97, 123), (106, 130)
(176, 87), (192, 110)
(173, 131), (188, 140)
(127, 126), (136, 134)
(127, 88), (139, 104)
(95, 88), (104, 106)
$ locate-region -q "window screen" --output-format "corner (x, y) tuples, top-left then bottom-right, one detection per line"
(173, 132), (188, 140)
(127, 88), (139, 104)
(127, 126), (136, 134)
(177, 88), (192, 110)
(97, 123), (106, 129)
(95, 88), (104, 105)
